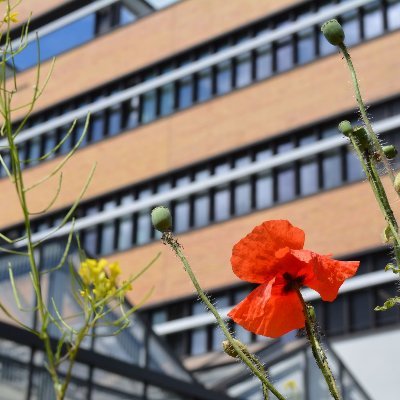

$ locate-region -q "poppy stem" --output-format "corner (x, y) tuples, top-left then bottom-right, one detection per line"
(347, 134), (400, 267)
(162, 232), (286, 400)
(338, 42), (395, 184)
(296, 290), (342, 400)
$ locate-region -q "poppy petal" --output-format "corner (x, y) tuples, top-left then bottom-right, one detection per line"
(228, 280), (305, 338)
(305, 254), (360, 301)
(231, 220), (305, 283)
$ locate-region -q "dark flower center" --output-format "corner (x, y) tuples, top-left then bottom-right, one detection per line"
(282, 273), (305, 293)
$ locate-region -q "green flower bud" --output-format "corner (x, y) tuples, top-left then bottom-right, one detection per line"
(338, 120), (353, 137)
(382, 145), (397, 160)
(394, 173), (400, 194)
(352, 126), (370, 150)
(321, 19), (345, 46)
(151, 206), (172, 232)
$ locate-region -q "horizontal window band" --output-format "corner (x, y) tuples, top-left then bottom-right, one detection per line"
(11, 113), (400, 249)
(2, 0), (373, 147)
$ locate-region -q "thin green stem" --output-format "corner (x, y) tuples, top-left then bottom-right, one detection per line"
(348, 134), (400, 266)
(296, 290), (341, 400)
(338, 43), (395, 183)
(163, 232), (285, 400)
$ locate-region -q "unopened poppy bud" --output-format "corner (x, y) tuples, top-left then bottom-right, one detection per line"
(394, 173), (400, 194)
(382, 145), (397, 160)
(321, 19), (345, 46)
(151, 206), (172, 232)
(222, 339), (249, 359)
(352, 126), (370, 150)
(338, 120), (353, 137)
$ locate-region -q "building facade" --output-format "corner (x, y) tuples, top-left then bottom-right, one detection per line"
(1, 0), (400, 398)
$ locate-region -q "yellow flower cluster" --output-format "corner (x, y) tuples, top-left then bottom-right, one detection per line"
(3, 11), (18, 23)
(79, 259), (131, 301)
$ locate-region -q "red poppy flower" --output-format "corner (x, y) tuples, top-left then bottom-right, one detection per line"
(228, 220), (359, 338)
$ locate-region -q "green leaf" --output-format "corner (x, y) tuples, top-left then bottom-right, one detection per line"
(374, 297), (400, 311)
(384, 263), (400, 274)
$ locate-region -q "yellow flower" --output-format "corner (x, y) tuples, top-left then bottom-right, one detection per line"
(3, 11), (18, 23)
(78, 258), (129, 301)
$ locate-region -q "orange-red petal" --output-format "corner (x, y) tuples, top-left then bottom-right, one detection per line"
(228, 279), (305, 338)
(231, 220), (305, 284)
(305, 253), (360, 301)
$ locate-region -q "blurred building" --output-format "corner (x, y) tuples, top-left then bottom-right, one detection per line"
(1, 0), (400, 399)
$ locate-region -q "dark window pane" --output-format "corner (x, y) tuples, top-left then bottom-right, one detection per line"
(178, 76), (193, 109)
(108, 105), (122, 136)
(216, 61), (232, 94)
(277, 166), (295, 202)
(191, 328), (207, 355)
(214, 186), (230, 221)
(375, 284), (400, 326)
(28, 137), (41, 166)
(346, 149), (364, 182)
(322, 151), (342, 189)
(388, 0), (400, 30)
(126, 97), (140, 129)
(350, 290), (372, 331)
(141, 91), (157, 123)
(136, 211), (151, 244)
(118, 194), (134, 251)
(100, 201), (117, 254)
(174, 199), (190, 233)
(341, 11), (360, 46)
(256, 44), (272, 80)
(276, 38), (293, 72)
(297, 28), (315, 64)
(83, 206), (98, 254)
(234, 179), (251, 215)
(363, 2), (383, 39)
(197, 68), (212, 102)
(235, 53), (252, 88)
(91, 112), (105, 142)
(325, 296), (345, 335)
(300, 158), (318, 195)
(160, 83), (174, 116)
(194, 194), (209, 227)
(256, 172), (273, 208)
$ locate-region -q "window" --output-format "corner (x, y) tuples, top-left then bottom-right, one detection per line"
(299, 134), (318, 195)
(276, 141), (295, 202)
(388, 0), (400, 29)
(141, 74), (157, 123)
(124, 97), (140, 129)
(235, 52), (252, 88)
(100, 201), (117, 254)
(234, 155), (252, 215)
(256, 44), (273, 80)
(216, 60), (232, 94)
(340, 11), (360, 46)
(213, 163), (231, 221)
(193, 169), (210, 228)
(297, 27), (315, 65)
(135, 188), (152, 245)
(83, 206), (99, 254)
(363, 1), (384, 39)
(117, 194), (134, 251)
(173, 176), (191, 233)
(90, 112), (105, 142)
(108, 104), (122, 136)
(160, 83), (175, 116)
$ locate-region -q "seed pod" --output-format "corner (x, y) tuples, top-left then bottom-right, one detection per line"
(382, 145), (397, 160)
(338, 120), (353, 137)
(321, 19), (345, 46)
(151, 206), (172, 232)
